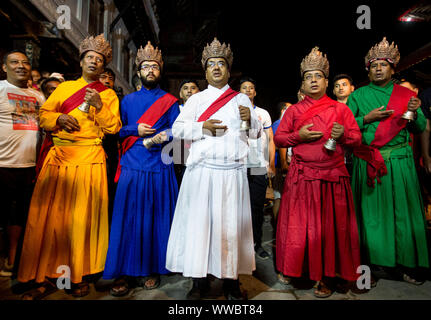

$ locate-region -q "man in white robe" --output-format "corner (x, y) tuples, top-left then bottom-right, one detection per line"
(166, 38), (261, 300)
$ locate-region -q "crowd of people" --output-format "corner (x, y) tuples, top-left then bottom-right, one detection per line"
(0, 33), (430, 300)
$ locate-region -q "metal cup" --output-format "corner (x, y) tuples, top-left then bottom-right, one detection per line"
(78, 102), (90, 113)
(324, 138), (337, 151)
(401, 110), (415, 121)
(240, 120), (250, 131)
(143, 131), (167, 149)
(143, 137), (155, 149)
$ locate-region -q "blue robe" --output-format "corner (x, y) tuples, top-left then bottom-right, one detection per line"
(103, 86), (180, 278)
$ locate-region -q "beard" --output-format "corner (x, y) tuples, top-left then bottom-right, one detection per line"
(141, 74), (160, 89)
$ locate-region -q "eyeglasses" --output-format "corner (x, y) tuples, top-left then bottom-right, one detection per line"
(303, 73), (324, 81)
(141, 64), (160, 71)
(207, 61), (226, 69)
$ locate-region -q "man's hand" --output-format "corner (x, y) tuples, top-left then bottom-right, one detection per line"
(268, 166), (275, 179)
(239, 105), (251, 121)
(281, 161), (289, 175)
(407, 96), (421, 112)
(364, 106), (394, 124)
(151, 131), (168, 144)
(298, 123), (323, 142)
(57, 114), (80, 132)
(138, 123), (156, 137)
(85, 88), (103, 111)
(202, 119), (228, 136)
(331, 122), (344, 140)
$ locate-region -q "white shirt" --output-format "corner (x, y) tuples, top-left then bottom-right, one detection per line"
(0, 80), (45, 167)
(247, 106), (272, 169)
(172, 84), (262, 169)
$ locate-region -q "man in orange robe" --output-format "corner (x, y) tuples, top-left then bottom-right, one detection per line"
(17, 34), (121, 299)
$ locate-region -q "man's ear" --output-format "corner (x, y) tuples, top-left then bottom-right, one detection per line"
(2, 64), (7, 73)
(351, 85), (355, 92)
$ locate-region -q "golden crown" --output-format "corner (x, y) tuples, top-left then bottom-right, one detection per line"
(79, 34), (112, 64)
(300, 47), (329, 78)
(135, 41), (163, 68)
(201, 38), (233, 70)
(365, 37), (400, 69)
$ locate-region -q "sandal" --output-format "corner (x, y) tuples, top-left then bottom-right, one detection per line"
(277, 273), (291, 285)
(21, 280), (57, 300)
(0, 258), (14, 277)
(371, 276), (377, 288)
(68, 281), (90, 298)
(142, 275), (160, 290)
(403, 273), (425, 286)
(350, 275), (377, 294)
(314, 281), (333, 298)
(110, 278), (130, 297)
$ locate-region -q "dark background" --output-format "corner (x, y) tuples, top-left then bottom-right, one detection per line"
(156, 0), (430, 119)
(1, 0), (429, 120)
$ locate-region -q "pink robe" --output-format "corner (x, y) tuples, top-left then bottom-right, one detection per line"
(274, 94), (362, 281)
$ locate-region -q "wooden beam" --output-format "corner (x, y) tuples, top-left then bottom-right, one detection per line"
(396, 41), (431, 73)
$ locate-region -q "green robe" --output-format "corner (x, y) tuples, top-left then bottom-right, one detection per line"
(347, 81), (429, 268)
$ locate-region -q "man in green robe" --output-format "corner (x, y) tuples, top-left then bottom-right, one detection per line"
(348, 37), (429, 285)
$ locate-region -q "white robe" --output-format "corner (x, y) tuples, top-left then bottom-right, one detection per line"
(166, 84), (261, 279)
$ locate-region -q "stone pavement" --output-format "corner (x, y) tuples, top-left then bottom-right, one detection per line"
(1, 211), (430, 301)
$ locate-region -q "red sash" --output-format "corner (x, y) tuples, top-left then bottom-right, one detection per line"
(295, 94), (337, 130)
(294, 95), (342, 139)
(114, 93), (178, 182)
(60, 81), (107, 114)
(35, 81), (107, 178)
(197, 88), (240, 122)
(353, 84), (416, 187)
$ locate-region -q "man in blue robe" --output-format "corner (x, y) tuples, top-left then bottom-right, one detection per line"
(103, 42), (180, 296)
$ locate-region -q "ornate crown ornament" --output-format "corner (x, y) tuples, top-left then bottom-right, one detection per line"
(201, 38), (233, 70)
(135, 41), (163, 69)
(79, 34), (112, 64)
(365, 37), (400, 69)
(300, 47), (329, 78)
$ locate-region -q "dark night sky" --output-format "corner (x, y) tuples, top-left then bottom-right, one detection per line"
(190, 0), (430, 118)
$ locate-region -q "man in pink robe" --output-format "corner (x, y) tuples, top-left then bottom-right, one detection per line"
(274, 47), (362, 298)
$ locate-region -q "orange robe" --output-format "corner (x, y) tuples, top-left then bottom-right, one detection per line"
(18, 77), (121, 284)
